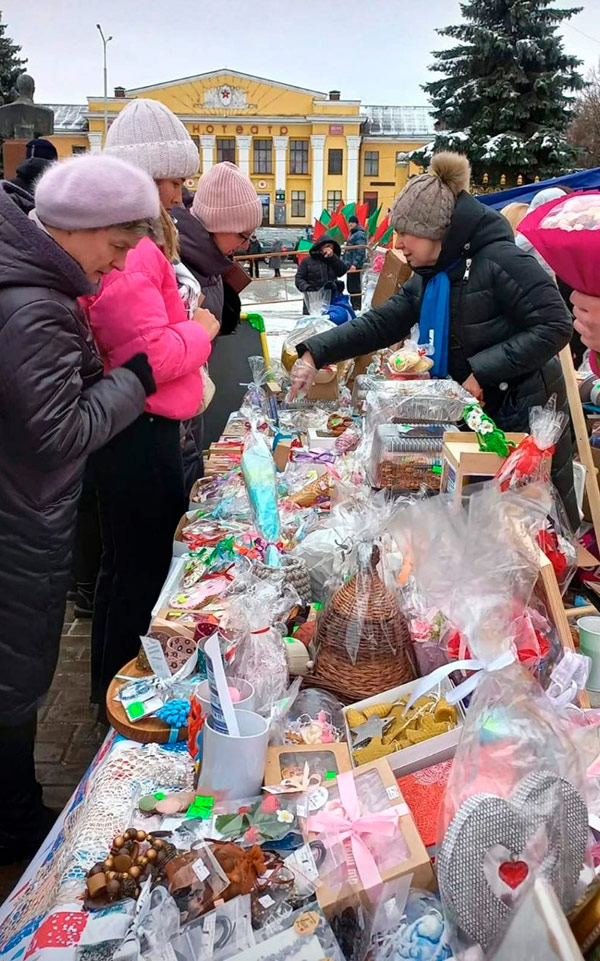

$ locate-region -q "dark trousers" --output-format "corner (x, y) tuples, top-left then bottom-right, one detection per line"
(250, 260), (260, 278)
(0, 715), (42, 848)
(273, 268), (281, 278)
(90, 413), (186, 704)
(346, 269), (362, 311)
(73, 467), (102, 587)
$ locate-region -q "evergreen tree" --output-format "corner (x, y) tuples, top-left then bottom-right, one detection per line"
(413, 0), (584, 185)
(0, 11), (26, 107)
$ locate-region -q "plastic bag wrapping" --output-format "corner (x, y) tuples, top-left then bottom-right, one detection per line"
(240, 356), (289, 419)
(518, 191), (600, 296)
(386, 339), (434, 378)
(369, 423), (452, 491)
(253, 902), (346, 961)
(281, 316), (336, 372)
(496, 395), (567, 491)
(368, 884), (452, 961)
(437, 661), (591, 960)
(114, 883), (181, 961)
(165, 841), (231, 924)
(309, 535), (415, 701)
(222, 577), (292, 717)
(240, 427), (282, 567)
(517, 480), (577, 595)
(171, 894), (255, 961)
(362, 378), (473, 425)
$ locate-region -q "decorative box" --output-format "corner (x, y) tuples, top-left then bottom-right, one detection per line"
(263, 743), (352, 789)
(370, 423), (453, 490)
(397, 758), (453, 854)
(343, 676), (465, 776)
(304, 758), (435, 915)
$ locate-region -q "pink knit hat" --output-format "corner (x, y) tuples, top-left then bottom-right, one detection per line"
(35, 154), (160, 230)
(192, 162), (262, 233)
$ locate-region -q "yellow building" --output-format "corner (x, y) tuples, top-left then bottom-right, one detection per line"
(46, 69), (433, 226)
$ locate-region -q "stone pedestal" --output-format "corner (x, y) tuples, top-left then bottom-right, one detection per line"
(2, 139), (28, 178)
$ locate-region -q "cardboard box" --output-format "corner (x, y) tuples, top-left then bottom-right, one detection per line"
(440, 431), (527, 501)
(371, 249), (412, 308)
(307, 368), (339, 403)
(273, 437), (293, 471)
(264, 743), (352, 788)
(343, 676), (465, 777)
(149, 609), (197, 640)
(307, 759), (435, 915)
(173, 510), (201, 557)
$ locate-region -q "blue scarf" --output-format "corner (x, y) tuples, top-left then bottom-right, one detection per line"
(418, 266), (455, 378)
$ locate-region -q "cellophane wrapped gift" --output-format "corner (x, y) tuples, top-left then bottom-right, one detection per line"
(437, 662), (590, 960)
(240, 426), (282, 567)
(495, 395), (567, 492)
(281, 315), (335, 371)
(363, 379), (473, 425)
(309, 538), (415, 701)
(369, 423), (452, 491)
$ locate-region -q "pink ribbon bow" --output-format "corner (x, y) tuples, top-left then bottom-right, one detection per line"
(307, 770), (399, 892)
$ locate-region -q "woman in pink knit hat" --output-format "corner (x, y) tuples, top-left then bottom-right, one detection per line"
(84, 99), (222, 707)
(173, 161), (262, 484)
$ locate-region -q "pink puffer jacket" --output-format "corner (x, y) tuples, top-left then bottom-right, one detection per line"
(84, 237), (211, 420)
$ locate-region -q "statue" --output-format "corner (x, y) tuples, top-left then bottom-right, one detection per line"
(0, 74), (54, 140)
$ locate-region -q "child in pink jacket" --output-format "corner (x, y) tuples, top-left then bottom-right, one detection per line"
(85, 98), (220, 708)
(86, 236), (211, 419)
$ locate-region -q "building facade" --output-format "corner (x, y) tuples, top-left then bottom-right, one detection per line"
(46, 69), (434, 226)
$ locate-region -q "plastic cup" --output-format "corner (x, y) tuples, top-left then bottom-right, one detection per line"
(194, 676), (255, 714)
(578, 616), (600, 691)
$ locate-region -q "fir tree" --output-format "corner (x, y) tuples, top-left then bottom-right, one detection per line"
(0, 11), (25, 106)
(413, 0), (584, 185)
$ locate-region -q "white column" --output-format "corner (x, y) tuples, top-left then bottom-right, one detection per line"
(273, 135), (288, 192)
(345, 135), (361, 204)
(236, 135), (252, 176)
(200, 135), (215, 174)
(88, 131), (103, 154)
(310, 134), (326, 221)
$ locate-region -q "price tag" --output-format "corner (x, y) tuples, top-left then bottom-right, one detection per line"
(192, 858), (210, 882)
(386, 784), (400, 800)
(140, 635), (171, 680)
(259, 893), (275, 908)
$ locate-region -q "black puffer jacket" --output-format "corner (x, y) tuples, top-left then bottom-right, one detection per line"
(9, 156), (53, 196)
(295, 236), (348, 294)
(300, 192), (577, 527)
(0, 183), (146, 724)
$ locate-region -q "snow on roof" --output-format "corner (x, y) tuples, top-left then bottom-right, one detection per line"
(363, 105), (436, 138)
(44, 104), (88, 132)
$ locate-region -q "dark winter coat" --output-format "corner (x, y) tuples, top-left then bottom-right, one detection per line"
(9, 156), (53, 196)
(270, 240), (283, 271)
(344, 225), (367, 269)
(300, 191), (577, 527)
(295, 237), (348, 295)
(0, 183), (146, 724)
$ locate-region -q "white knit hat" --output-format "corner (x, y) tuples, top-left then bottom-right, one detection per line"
(192, 162), (262, 234)
(104, 98), (199, 180)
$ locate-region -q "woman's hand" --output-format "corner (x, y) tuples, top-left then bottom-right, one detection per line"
(193, 308), (220, 341)
(462, 373), (484, 403)
(572, 290), (600, 352)
(288, 353), (317, 400)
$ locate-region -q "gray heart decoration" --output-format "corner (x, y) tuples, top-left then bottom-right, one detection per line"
(438, 770), (587, 954)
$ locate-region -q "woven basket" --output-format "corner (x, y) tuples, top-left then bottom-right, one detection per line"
(255, 554), (312, 607)
(308, 547), (413, 701)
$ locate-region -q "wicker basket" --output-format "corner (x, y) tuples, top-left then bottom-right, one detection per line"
(308, 545), (414, 701)
(255, 554), (312, 607)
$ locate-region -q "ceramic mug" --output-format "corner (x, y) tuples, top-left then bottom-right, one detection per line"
(195, 709), (268, 798)
(577, 615), (600, 691)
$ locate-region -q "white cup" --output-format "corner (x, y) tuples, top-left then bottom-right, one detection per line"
(196, 709), (268, 798)
(194, 676), (255, 715)
(578, 616), (600, 691)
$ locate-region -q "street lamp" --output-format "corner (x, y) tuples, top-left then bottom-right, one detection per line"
(96, 24), (113, 145)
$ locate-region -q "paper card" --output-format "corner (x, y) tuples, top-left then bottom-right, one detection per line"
(204, 633), (239, 736)
(140, 635), (171, 680)
(192, 858), (210, 882)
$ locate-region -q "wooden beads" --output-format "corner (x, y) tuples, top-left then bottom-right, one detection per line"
(85, 827), (172, 904)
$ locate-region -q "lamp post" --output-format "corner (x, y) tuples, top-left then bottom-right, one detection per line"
(96, 24), (113, 145)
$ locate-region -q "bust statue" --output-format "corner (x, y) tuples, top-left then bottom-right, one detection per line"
(0, 74), (54, 140)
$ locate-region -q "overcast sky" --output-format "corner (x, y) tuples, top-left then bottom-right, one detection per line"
(2, 0), (599, 106)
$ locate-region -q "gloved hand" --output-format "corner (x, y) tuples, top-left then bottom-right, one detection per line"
(323, 281), (337, 292)
(288, 353), (317, 401)
(121, 352), (156, 396)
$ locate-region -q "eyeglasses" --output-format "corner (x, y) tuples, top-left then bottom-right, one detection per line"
(238, 232), (252, 244)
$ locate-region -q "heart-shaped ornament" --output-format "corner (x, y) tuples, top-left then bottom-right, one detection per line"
(498, 860), (529, 890)
(438, 770), (587, 953)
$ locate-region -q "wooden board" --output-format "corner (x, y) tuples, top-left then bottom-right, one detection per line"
(560, 347), (600, 543)
(537, 554), (590, 709)
(106, 657), (187, 743)
(440, 432), (527, 500)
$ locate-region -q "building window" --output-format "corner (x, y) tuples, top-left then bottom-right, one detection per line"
(289, 139), (309, 175)
(291, 190), (306, 218)
(71, 145), (87, 155)
(364, 151), (379, 176)
(217, 137), (236, 164)
(328, 148), (343, 175)
(253, 139), (272, 174)
(363, 191), (378, 215)
(327, 190), (343, 213)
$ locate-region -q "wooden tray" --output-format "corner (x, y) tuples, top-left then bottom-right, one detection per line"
(106, 658), (187, 744)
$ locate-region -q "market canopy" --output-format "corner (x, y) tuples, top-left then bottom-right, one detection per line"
(476, 166), (600, 209)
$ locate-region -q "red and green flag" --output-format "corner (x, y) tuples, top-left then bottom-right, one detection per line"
(366, 204), (382, 238)
(378, 225), (394, 247)
(296, 238), (312, 263)
(325, 211), (350, 244)
(341, 202), (356, 222)
(319, 209), (331, 227)
(313, 218), (327, 242)
(355, 203), (369, 228)
(373, 215), (391, 245)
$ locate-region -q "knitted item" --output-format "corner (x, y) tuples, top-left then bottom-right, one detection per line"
(391, 152), (471, 240)
(104, 98), (199, 179)
(35, 155), (160, 230)
(192, 162), (262, 234)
